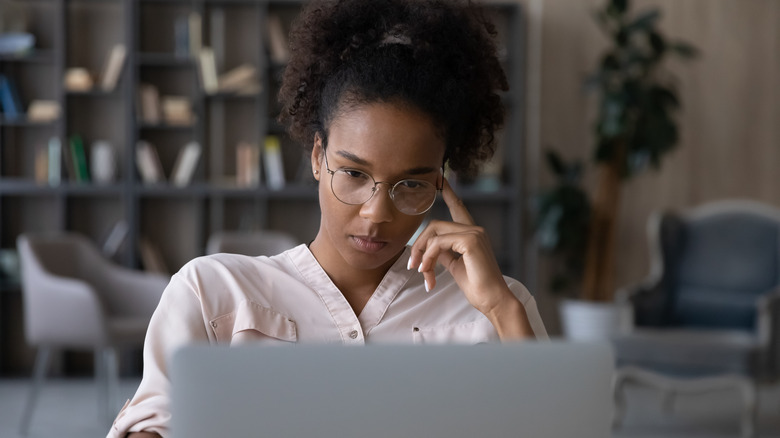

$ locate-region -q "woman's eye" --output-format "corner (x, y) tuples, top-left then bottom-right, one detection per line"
(343, 170), (368, 179)
(399, 180), (424, 190)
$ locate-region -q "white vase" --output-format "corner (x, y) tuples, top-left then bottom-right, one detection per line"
(559, 299), (632, 342)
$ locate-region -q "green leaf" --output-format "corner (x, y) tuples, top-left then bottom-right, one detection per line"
(609, 0), (629, 15)
(670, 42), (699, 59)
(601, 53), (620, 71)
(628, 9), (661, 31)
(545, 150), (567, 177)
(649, 32), (666, 56)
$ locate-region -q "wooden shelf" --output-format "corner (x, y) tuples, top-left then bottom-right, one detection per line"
(0, 0), (528, 280)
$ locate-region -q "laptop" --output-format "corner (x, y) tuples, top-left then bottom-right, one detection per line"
(171, 342), (614, 438)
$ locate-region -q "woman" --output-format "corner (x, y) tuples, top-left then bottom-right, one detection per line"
(111, 0), (546, 436)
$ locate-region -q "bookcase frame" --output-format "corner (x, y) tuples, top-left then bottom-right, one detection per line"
(0, 2), (528, 374)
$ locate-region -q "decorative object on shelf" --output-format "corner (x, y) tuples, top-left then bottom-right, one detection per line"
(0, 73), (24, 119)
(263, 135), (285, 191)
(90, 140), (117, 185)
(534, 0), (698, 339)
(27, 100), (60, 123)
(63, 67), (94, 92)
(171, 141), (202, 187)
(236, 141), (261, 188)
(136, 140), (165, 184)
(100, 44), (126, 92)
(217, 64), (260, 95)
(0, 32), (34, 55)
(161, 96), (194, 125)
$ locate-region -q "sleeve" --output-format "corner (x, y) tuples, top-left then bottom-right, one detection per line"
(107, 268), (212, 438)
(505, 276), (549, 340)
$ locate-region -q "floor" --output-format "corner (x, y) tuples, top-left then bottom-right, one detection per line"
(0, 378), (778, 438)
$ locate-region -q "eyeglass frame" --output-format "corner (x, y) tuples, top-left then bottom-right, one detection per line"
(321, 149), (444, 216)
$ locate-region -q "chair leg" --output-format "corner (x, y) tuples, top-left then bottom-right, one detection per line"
(19, 346), (53, 437)
(612, 370), (628, 428)
(98, 347), (120, 426)
(739, 380), (757, 438)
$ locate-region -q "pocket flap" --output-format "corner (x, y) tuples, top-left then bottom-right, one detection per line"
(412, 318), (498, 345)
(210, 300), (297, 343)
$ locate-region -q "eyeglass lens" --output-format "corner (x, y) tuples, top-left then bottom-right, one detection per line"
(330, 169), (437, 215)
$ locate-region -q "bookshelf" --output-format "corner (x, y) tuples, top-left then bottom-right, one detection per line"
(0, 1), (528, 372)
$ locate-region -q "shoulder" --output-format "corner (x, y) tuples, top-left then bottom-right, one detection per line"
(168, 245), (307, 310)
(176, 244), (305, 279)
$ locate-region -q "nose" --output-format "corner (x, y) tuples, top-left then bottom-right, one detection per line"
(359, 183), (395, 223)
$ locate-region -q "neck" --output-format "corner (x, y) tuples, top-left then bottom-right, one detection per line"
(308, 235), (404, 305)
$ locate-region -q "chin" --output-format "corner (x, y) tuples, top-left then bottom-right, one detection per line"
(341, 238), (405, 271)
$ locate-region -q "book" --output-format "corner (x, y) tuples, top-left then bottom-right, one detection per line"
(138, 237), (170, 274)
(188, 12), (202, 57)
(48, 137), (61, 186)
(236, 141), (261, 188)
(161, 96), (194, 125)
(69, 135), (90, 183)
(198, 47), (218, 94)
(0, 74), (24, 119)
(138, 83), (161, 125)
(217, 64), (259, 94)
(136, 140), (165, 184)
(170, 141), (201, 187)
(90, 140), (116, 185)
(263, 135), (285, 190)
(34, 145), (48, 185)
(100, 44), (126, 91)
(62, 137), (77, 181)
(27, 100), (60, 122)
(102, 220), (129, 259)
(266, 14), (290, 64)
(174, 15), (190, 58)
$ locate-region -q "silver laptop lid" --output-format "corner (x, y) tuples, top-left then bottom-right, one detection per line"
(171, 342), (614, 438)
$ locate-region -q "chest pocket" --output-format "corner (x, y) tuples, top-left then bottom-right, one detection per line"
(210, 300), (297, 346)
(412, 318), (499, 345)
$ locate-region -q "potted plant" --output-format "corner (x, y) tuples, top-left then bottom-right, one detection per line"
(536, 0), (697, 340)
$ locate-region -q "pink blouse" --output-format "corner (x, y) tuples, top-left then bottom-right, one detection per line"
(108, 244), (547, 437)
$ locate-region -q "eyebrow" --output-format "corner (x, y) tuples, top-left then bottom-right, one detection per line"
(334, 150), (438, 176)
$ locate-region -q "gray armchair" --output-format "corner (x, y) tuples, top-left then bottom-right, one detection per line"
(611, 200), (780, 437)
(206, 229), (299, 256)
(16, 232), (170, 435)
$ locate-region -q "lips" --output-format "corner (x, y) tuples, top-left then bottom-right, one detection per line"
(351, 235), (389, 253)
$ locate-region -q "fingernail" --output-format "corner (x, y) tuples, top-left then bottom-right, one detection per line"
(424, 279), (430, 292)
(407, 257), (413, 271)
(418, 264), (423, 273)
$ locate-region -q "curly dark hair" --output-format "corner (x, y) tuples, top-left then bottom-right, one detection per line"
(278, 0), (508, 177)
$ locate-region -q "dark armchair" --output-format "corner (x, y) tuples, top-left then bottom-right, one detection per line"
(611, 200), (780, 438)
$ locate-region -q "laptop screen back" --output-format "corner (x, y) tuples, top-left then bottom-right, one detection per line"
(171, 342), (614, 438)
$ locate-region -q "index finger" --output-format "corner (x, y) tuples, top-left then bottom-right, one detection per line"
(442, 177), (475, 225)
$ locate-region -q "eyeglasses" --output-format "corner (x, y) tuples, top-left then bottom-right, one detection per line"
(323, 153), (442, 215)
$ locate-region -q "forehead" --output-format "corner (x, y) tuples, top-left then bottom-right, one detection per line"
(326, 102), (446, 170)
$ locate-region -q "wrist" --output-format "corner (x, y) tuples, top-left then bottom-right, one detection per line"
(483, 290), (533, 341)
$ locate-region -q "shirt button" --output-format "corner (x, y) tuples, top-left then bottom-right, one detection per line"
(210, 321), (217, 328)
(349, 330), (359, 339)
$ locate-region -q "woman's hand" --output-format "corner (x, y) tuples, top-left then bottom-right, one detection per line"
(407, 178), (534, 340)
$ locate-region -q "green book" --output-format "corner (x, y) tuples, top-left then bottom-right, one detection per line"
(69, 135), (90, 182)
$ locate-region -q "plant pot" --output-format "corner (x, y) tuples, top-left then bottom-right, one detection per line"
(559, 298), (632, 342)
